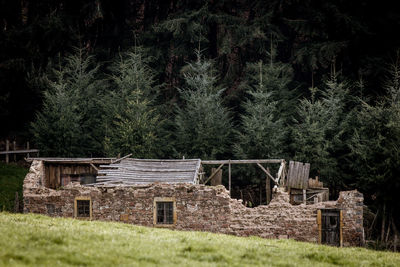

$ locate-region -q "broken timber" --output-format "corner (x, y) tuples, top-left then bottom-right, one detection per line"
(201, 159), (287, 196)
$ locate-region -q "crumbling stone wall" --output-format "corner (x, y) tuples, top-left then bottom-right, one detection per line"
(23, 160), (364, 246)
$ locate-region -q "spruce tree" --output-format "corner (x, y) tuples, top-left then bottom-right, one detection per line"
(235, 61), (288, 160)
(31, 48), (103, 157)
(175, 51), (232, 159)
(103, 48), (161, 158)
(350, 61), (400, 225)
(292, 76), (350, 186)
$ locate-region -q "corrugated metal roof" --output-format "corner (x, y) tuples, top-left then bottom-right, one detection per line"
(94, 158), (201, 186)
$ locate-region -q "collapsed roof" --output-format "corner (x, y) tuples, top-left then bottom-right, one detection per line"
(94, 158), (201, 186)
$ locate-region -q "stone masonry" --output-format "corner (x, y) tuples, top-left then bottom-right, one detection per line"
(23, 160), (364, 246)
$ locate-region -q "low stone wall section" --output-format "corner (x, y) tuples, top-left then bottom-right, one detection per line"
(23, 160), (363, 246)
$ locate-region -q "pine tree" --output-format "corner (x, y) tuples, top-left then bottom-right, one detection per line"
(103, 48), (161, 158)
(31, 48), (104, 157)
(175, 51), (232, 159)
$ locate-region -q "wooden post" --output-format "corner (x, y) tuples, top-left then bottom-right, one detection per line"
(303, 189), (306, 205)
(27, 142), (30, 158)
(340, 210), (343, 247)
(317, 209), (322, 244)
(228, 160), (231, 196)
(13, 140), (16, 162)
(266, 167), (271, 204)
(5, 140), (9, 163)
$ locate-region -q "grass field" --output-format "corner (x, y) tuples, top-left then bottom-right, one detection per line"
(0, 163), (28, 212)
(0, 213), (399, 266)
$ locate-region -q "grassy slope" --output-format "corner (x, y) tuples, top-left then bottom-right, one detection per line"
(0, 163), (28, 211)
(0, 213), (399, 266)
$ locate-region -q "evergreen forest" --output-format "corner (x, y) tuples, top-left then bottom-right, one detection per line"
(2, 0), (400, 249)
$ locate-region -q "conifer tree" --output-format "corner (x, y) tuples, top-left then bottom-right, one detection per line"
(104, 48), (161, 158)
(175, 51), (232, 159)
(350, 61), (400, 225)
(235, 61), (288, 160)
(292, 76), (350, 186)
(31, 48), (103, 157)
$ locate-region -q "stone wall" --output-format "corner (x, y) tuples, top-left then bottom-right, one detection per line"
(23, 160), (364, 246)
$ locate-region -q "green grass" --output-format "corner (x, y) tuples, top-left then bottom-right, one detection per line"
(0, 163), (28, 211)
(0, 213), (399, 266)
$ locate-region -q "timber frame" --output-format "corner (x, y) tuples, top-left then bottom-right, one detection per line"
(200, 159), (287, 196)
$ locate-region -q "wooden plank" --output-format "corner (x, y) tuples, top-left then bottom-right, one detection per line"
(203, 163), (224, 184)
(98, 175), (194, 179)
(277, 161), (284, 184)
(256, 163), (277, 183)
(90, 163), (99, 171)
(112, 159), (196, 163)
(266, 168), (271, 204)
(0, 149), (40, 155)
(56, 165), (61, 188)
(201, 159), (283, 165)
(317, 210), (322, 244)
(340, 210), (343, 247)
(289, 161), (299, 188)
(303, 163), (310, 189)
(45, 164), (50, 187)
(49, 165), (56, 189)
(287, 161), (294, 186)
(25, 158), (114, 164)
(98, 168), (195, 173)
(111, 153), (132, 164)
(98, 169), (195, 175)
(296, 161), (303, 188)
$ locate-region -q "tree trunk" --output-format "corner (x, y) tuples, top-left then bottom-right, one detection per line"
(392, 216), (399, 252)
(381, 203), (386, 242)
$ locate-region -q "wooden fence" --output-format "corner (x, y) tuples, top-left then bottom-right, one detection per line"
(0, 140), (39, 163)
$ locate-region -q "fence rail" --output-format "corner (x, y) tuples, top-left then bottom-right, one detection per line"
(0, 140), (39, 163)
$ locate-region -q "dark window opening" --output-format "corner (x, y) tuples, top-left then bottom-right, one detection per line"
(76, 200), (90, 218)
(156, 202), (174, 224)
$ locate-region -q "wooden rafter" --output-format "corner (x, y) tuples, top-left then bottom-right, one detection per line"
(203, 163), (225, 185)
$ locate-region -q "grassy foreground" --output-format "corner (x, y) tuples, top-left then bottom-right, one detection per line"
(1, 213), (400, 266)
(0, 163), (28, 212)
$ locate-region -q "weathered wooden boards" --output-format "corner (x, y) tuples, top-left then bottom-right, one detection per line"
(308, 176), (324, 188)
(44, 163), (97, 189)
(287, 161), (310, 189)
(95, 158), (201, 186)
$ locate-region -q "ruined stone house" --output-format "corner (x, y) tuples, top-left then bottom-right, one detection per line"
(23, 158), (364, 247)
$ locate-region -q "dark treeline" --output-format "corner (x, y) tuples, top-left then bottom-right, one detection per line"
(2, 0), (400, 249)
